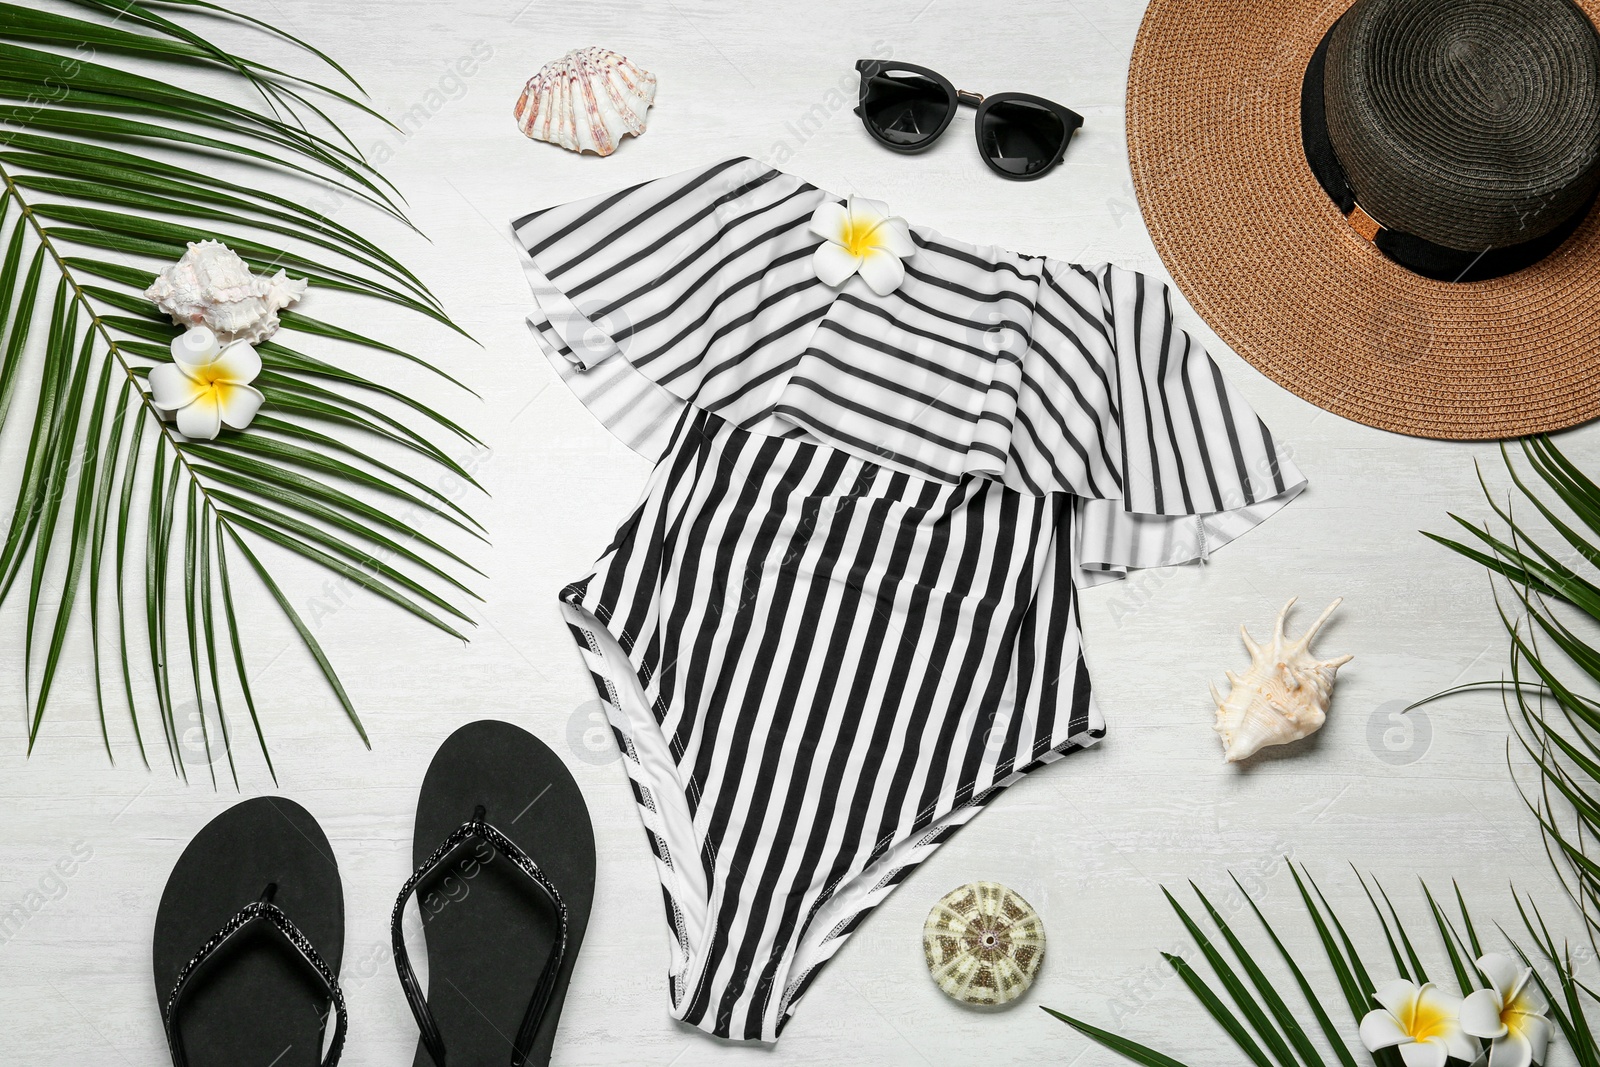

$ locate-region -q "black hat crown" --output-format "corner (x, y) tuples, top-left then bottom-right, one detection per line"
(1323, 0), (1600, 252)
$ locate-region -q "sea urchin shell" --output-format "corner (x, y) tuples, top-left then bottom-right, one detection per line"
(923, 881), (1045, 1005)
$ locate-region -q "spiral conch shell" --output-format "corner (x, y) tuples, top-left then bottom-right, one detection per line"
(513, 47), (656, 156)
(1211, 598), (1353, 763)
(144, 240), (305, 345)
(923, 881), (1045, 1005)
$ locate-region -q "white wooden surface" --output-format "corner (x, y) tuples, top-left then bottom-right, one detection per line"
(0, 0), (1585, 1063)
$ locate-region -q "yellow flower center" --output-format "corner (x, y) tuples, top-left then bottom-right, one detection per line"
(840, 215), (880, 258)
(1404, 996), (1453, 1042)
(1503, 990), (1538, 1032)
(192, 362), (230, 387)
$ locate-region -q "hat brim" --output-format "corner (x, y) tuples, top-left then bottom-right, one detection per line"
(1128, 0), (1600, 440)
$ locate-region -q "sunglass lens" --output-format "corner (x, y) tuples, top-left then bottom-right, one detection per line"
(979, 100), (1066, 176)
(860, 68), (952, 148)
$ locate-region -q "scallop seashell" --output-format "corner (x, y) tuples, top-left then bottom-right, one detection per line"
(144, 240), (306, 345)
(513, 47), (656, 156)
(923, 881), (1045, 1005)
(1211, 597), (1353, 763)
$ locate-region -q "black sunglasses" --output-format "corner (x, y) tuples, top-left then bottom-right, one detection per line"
(853, 60), (1084, 181)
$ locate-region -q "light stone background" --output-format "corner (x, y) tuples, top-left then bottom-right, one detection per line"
(0, 0), (1586, 1064)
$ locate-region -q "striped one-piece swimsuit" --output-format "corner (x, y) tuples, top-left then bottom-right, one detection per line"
(514, 157), (1305, 1042)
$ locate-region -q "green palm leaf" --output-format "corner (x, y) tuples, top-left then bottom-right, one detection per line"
(0, 1), (481, 779)
(1043, 1008), (1196, 1067)
(1424, 438), (1600, 936)
(1048, 866), (1593, 1066)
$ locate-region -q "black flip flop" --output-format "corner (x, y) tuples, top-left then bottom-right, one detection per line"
(392, 719), (596, 1067)
(153, 796), (347, 1067)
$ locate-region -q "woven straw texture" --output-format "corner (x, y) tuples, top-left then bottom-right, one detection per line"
(1325, 0), (1600, 249)
(1127, 0), (1600, 440)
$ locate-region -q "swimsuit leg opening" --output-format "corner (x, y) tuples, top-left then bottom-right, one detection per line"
(558, 598), (719, 1023)
(769, 729), (1106, 1037)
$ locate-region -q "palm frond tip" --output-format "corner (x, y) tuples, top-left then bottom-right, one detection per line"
(0, 0), (481, 778)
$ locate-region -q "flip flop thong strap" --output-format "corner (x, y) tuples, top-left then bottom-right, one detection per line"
(164, 892), (348, 1067)
(391, 813), (570, 1067)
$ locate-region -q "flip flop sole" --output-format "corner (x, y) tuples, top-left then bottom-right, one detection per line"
(153, 796), (345, 1067)
(406, 719), (596, 1067)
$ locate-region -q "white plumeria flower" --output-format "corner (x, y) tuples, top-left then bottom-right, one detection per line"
(1360, 979), (1480, 1067)
(809, 196), (915, 296)
(1459, 954), (1551, 1067)
(148, 325), (265, 441)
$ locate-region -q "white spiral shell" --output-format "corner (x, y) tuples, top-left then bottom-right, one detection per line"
(922, 881), (1045, 1005)
(1211, 597), (1353, 763)
(144, 240), (305, 345)
(513, 47), (656, 156)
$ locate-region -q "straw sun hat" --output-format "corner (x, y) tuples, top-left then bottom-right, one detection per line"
(1126, 0), (1600, 439)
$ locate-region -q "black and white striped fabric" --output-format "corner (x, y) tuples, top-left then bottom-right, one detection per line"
(515, 158), (1305, 1041)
